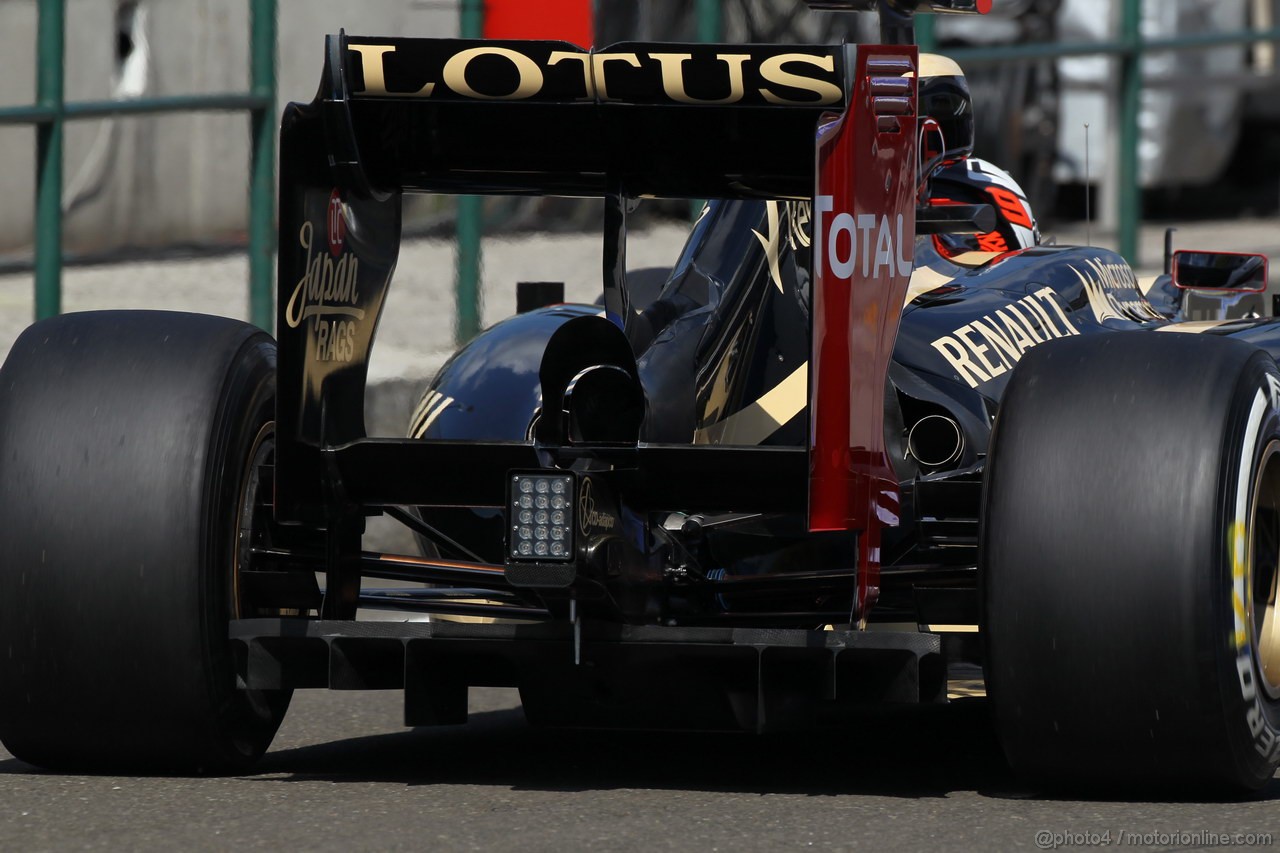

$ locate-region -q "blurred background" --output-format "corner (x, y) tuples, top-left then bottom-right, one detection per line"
(2, 0), (1277, 246)
(0, 0), (1277, 377)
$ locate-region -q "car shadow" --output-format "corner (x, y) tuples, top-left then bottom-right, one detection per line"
(248, 697), (1244, 802)
(2, 696), (1275, 803)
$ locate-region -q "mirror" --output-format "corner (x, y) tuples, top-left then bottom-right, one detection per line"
(1173, 251), (1268, 292)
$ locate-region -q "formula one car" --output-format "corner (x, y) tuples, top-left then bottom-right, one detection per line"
(0, 0), (1277, 792)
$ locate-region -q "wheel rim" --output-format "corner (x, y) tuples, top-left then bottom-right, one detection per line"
(233, 421), (275, 619)
(229, 419), (290, 751)
(1250, 441), (1280, 697)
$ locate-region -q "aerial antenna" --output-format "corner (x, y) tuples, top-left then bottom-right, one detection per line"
(804, 0), (992, 44)
(1083, 122), (1092, 247)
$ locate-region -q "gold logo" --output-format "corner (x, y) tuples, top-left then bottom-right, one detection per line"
(577, 478), (616, 536)
(285, 219), (363, 331)
(349, 44), (841, 106)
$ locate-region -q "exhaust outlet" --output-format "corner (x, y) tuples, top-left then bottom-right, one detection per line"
(907, 414), (964, 469)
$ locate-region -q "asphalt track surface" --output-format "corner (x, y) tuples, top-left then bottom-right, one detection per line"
(0, 687), (1276, 852)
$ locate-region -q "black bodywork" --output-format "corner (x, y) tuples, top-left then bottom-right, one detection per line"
(236, 5), (1280, 730)
(415, 199), (1280, 626)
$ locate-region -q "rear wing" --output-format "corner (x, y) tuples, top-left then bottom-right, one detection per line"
(275, 34), (867, 488)
(313, 34), (851, 201)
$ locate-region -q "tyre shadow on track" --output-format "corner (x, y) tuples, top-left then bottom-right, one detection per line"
(247, 697), (1209, 802)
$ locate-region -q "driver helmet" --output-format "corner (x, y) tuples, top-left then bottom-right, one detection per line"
(929, 157), (1040, 259)
(917, 54), (1039, 259)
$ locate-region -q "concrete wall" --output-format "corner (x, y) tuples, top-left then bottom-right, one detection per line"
(0, 0), (458, 255)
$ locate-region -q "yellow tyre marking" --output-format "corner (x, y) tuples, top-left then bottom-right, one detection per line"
(1232, 519), (1250, 649)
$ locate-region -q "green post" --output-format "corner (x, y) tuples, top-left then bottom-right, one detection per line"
(1117, 0), (1142, 265)
(34, 0), (65, 321)
(916, 14), (937, 52)
(691, 0), (721, 219)
(248, 0), (277, 331)
(456, 195), (482, 343)
(455, 0), (484, 343)
(695, 0), (722, 42)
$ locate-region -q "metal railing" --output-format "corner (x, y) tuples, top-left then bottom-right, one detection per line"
(22, 1), (1273, 339)
(10, 0), (277, 330)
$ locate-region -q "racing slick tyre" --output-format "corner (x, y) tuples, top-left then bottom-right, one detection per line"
(983, 332), (1280, 792)
(0, 311), (290, 773)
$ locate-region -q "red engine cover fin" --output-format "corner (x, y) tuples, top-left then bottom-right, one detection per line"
(809, 45), (919, 623)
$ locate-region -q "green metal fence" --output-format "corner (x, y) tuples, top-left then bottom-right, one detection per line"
(10, 0), (277, 330)
(18, 1), (1278, 340)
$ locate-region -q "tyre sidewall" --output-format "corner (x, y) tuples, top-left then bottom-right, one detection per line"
(198, 336), (290, 771)
(1216, 354), (1280, 787)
